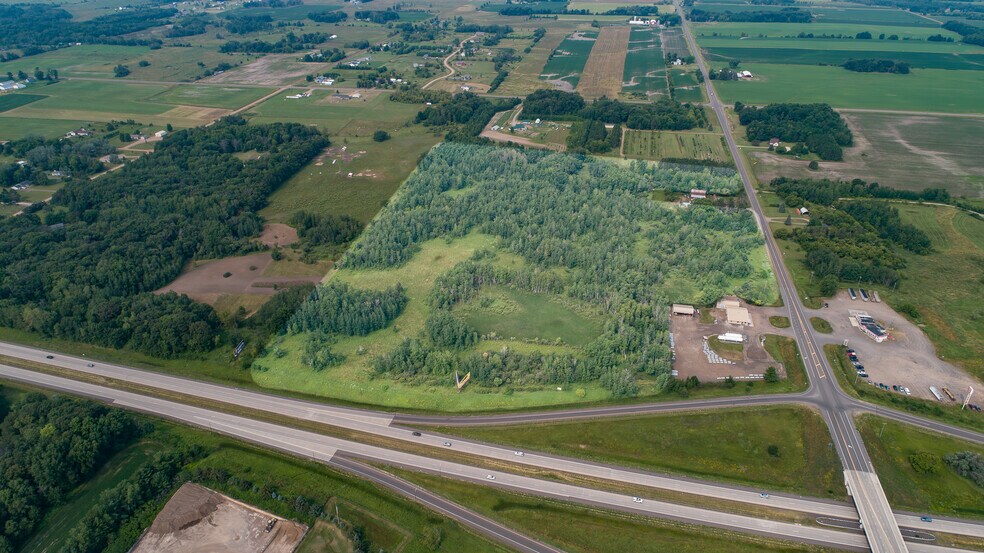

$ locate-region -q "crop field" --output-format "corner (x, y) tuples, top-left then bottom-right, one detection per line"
(858, 415), (984, 518)
(673, 86), (705, 102)
(540, 31), (598, 88)
(622, 27), (667, 96)
(577, 25), (632, 99)
(149, 85), (276, 109)
(0, 93), (46, 113)
(750, 112), (984, 198)
(251, 144), (771, 411)
(692, 3), (938, 27)
(440, 406), (844, 497)
(693, 22), (964, 42)
(246, 90), (424, 134)
(660, 27), (691, 58)
(623, 130), (729, 162)
(711, 64), (984, 113)
(706, 47), (984, 71)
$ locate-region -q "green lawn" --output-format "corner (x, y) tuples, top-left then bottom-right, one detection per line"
(763, 334), (806, 388)
(260, 129), (440, 224)
(456, 286), (604, 346)
(809, 317), (832, 334)
(149, 85), (276, 109)
(857, 414), (984, 519)
(397, 469), (844, 553)
(438, 406), (845, 497)
(20, 442), (157, 553)
(769, 315), (790, 328)
(712, 63), (984, 113)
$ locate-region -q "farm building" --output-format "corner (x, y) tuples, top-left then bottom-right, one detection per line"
(768, 138), (780, 147)
(717, 299), (740, 310)
(726, 307), (752, 326)
(799, 207), (810, 216)
(155, 130), (168, 138)
(690, 188), (707, 200)
(740, 70), (753, 78)
(719, 332), (744, 343)
(672, 304), (696, 316)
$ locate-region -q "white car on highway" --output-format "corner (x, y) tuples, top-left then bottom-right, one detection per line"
(632, 497), (643, 503)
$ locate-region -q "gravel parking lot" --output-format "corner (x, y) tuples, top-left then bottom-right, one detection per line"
(808, 291), (983, 403)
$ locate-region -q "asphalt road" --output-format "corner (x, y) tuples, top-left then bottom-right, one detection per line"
(0, 363), (971, 553)
(2, 349), (983, 543)
(670, 2), (911, 550)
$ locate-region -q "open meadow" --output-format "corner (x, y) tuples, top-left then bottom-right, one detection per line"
(623, 130), (730, 163)
(246, 90), (423, 135)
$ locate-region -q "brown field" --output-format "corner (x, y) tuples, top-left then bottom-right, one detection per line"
(257, 223), (299, 248)
(132, 483), (306, 553)
(156, 252), (322, 305)
(577, 25), (631, 99)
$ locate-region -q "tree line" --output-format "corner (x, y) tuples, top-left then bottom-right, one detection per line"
(220, 32), (330, 53)
(522, 90), (707, 131)
(0, 394), (138, 553)
(0, 118), (327, 358)
(688, 7), (812, 22)
(414, 92), (520, 142)
(942, 20), (984, 46)
(842, 58), (910, 73)
(0, 4), (175, 50)
(735, 102), (852, 161)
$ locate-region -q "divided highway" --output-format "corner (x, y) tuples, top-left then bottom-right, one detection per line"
(0, 362), (975, 553)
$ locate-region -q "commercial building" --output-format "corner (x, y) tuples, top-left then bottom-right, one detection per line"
(726, 307), (752, 326)
(672, 304), (696, 316)
(719, 332), (744, 343)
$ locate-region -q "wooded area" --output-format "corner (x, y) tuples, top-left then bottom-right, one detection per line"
(736, 102), (852, 161)
(0, 118), (327, 357)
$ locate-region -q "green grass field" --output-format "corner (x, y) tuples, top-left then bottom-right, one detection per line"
(456, 286), (604, 346)
(623, 130), (729, 162)
(769, 315), (790, 328)
(0, 117), (90, 141)
(20, 442), (157, 553)
(706, 46), (984, 71)
(762, 334), (807, 388)
(540, 32), (598, 86)
(149, 85), (276, 109)
(713, 63), (984, 113)
(260, 129), (440, 224)
(810, 317), (833, 334)
(247, 90), (423, 134)
(0, 45), (150, 78)
(694, 22), (956, 41)
(857, 414), (984, 519)
(438, 406), (845, 497)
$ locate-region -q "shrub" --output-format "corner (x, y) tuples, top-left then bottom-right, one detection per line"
(808, 160), (819, 170)
(373, 130), (390, 142)
(944, 451), (984, 487)
(767, 444), (780, 457)
(908, 451), (942, 474)
(764, 366), (779, 383)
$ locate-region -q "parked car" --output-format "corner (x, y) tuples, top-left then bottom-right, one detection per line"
(854, 365), (865, 372)
(892, 385), (899, 392)
(857, 372), (868, 378)
(903, 387), (911, 395)
(846, 349), (855, 354)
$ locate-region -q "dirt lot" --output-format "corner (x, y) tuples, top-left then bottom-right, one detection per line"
(577, 26), (631, 99)
(807, 291), (983, 402)
(671, 302), (794, 382)
(258, 223), (299, 248)
(206, 55), (325, 86)
(156, 251), (322, 305)
(132, 483), (306, 553)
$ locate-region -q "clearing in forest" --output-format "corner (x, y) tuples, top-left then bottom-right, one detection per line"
(578, 26), (632, 99)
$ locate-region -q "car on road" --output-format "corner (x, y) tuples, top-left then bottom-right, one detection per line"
(443, 441), (452, 447)
(514, 451), (524, 456)
(412, 431), (421, 437)
(920, 516), (933, 522)
(633, 497), (643, 503)
(486, 474), (495, 480)
(45, 355), (54, 359)
(86, 363), (94, 367)
(759, 493), (769, 499)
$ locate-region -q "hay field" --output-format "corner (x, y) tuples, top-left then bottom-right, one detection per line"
(578, 25), (632, 99)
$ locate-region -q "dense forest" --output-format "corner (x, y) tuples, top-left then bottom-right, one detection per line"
(566, 119), (622, 153)
(942, 20), (984, 46)
(842, 58), (910, 73)
(0, 5), (174, 49)
(297, 144), (774, 396)
(688, 7), (812, 22)
(415, 92), (519, 141)
(0, 118), (327, 358)
(308, 10), (348, 23)
(0, 394), (138, 553)
(220, 32), (330, 54)
(735, 102), (852, 161)
(771, 178), (932, 290)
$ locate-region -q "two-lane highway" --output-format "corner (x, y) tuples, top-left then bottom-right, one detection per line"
(671, 2), (912, 551)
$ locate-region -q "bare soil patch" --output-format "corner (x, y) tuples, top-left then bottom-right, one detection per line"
(807, 291), (983, 401)
(132, 482), (306, 553)
(578, 26), (631, 99)
(314, 145), (367, 165)
(156, 252), (322, 304)
(207, 55), (324, 85)
(258, 223), (299, 247)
